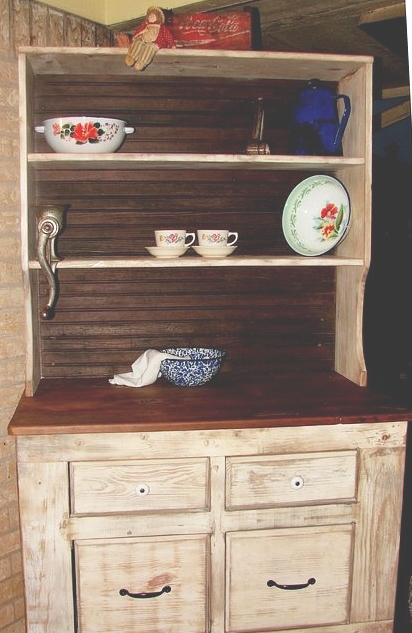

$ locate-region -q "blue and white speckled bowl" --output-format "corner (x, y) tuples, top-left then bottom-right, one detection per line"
(160, 347), (225, 387)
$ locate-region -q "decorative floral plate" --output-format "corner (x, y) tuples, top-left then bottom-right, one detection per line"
(282, 175), (351, 256)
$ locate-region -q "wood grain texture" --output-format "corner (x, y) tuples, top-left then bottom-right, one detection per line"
(17, 461), (74, 633)
(226, 525), (353, 630)
(70, 457), (210, 514)
(9, 373), (412, 436)
(15, 421), (407, 633)
(226, 450), (357, 509)
(75, 535), (209, 633)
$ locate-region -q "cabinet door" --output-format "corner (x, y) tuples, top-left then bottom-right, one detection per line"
(75, 534), (209, 633)
(226, 524), (353, 632)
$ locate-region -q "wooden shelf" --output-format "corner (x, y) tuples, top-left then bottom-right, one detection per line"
(28, 255), (365, 269)
(22, 46), (372, 81)
(28, 153), (364, 171)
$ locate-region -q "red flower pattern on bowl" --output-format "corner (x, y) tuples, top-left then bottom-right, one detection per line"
(35, 117), (134, 153)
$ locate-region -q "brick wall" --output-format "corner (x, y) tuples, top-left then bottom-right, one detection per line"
(0, 2), (113, 630)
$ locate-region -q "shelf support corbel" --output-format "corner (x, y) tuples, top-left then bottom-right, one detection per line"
(35, 204), (69, 320)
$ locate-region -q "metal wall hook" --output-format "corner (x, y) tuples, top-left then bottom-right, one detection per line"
(35, 204), (69, 320)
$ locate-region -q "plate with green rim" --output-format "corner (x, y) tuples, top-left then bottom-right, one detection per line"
(282, 175), (351, 256)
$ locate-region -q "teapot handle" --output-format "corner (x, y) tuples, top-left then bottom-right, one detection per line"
(334, 94), (351, 152)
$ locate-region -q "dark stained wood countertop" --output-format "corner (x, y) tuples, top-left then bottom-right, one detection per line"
(8, 371), (412, 436)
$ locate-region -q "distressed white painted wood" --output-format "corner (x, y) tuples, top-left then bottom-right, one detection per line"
(27, 255), (365, 268)
(226, 524), (353, 630)
(75, 534), (210, 633)
(16, 421), (407, 633)
(226, 450), (357, 508)
(18, 461), (75, 633)
(70, 457), (210, 514)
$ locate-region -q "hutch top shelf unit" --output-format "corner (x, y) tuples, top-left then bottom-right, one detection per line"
(19, 47), (372, 394)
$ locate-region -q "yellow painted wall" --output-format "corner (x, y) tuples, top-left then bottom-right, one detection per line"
(39, 0), (196, 25)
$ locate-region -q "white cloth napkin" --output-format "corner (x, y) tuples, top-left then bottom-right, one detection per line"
(109, 349), (183, 387)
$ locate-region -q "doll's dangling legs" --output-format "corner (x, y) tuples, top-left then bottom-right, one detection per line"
(126, 38), (144, 66)
(134, 42), (159, 70)
(126, 39), (159, 71)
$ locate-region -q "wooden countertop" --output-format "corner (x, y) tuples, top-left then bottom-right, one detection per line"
(8, 371), (412, 436)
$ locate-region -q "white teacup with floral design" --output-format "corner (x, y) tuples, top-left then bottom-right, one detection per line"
(197, 230), (238, 247)
(155, 230), (195, 247)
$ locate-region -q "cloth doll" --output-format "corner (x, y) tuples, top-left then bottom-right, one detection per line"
(120, 6), (175, 71)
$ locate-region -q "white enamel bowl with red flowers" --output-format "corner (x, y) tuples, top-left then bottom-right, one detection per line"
(35, 117), (135, 153)
(282, 175), (351, 256)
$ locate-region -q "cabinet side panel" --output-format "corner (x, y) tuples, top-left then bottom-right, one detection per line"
(339, 64), (373, 169)
(337, 64), (373, 264)
(335, 265), (368, 386)
(334, 63), (372, 386)
(19, 55), (41, 395)
(351, 445), (406, 622)
(17, 461), (74, 633)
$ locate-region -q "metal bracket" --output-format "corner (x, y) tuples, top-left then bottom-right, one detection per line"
(35, 204), (69, 320)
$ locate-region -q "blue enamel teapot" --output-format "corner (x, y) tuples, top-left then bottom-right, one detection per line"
(291, 78), (351, 156)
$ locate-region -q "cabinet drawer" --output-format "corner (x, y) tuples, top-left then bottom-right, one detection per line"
(226, 450), (357, 509)
(226, 524), (353, 632)
(75, 534), (209, 633)
(70, 458), (210, 515)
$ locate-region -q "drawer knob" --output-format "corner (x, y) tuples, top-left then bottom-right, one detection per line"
(119, 585), (172, 599)
(267, 577), (316, 591)
(135, 483), (150, 496)
(290, 476), (304, 489)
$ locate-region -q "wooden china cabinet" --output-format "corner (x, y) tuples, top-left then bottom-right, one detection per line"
(9, 46), (411, 633)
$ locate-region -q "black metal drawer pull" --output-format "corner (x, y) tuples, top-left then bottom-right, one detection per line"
(119, 585), (171, 599)
(267, 577), (316, 590)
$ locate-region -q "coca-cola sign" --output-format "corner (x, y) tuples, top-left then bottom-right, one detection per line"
(166, 10), (260, 50)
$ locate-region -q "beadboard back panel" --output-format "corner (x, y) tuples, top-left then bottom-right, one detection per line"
(38, 266), (335, 378)
(30, 73), (337, 379)
(33, 75), (304, 155)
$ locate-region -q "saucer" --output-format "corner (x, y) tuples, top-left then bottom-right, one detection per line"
(192, 245), (237, 258)
(145, 246), (188, 259)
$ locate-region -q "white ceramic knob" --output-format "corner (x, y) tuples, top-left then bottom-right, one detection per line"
(290, 476), (304, 489)
(135, 483), (150, 496)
